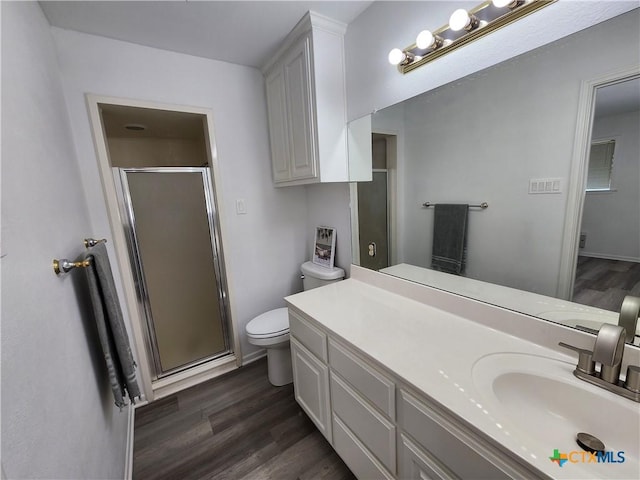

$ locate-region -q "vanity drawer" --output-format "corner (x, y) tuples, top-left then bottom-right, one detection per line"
(399, 433), (459, 480)
(289, 309), (327, 362)
(398, 389), (510, 480)
(329, 339), (395, 418)
(332, 414), (394, 480)
(331, 373), (396, 473)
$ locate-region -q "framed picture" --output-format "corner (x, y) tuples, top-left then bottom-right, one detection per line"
(312, 226), (336, 269)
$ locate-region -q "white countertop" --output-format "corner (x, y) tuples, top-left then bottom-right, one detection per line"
(285, 273), (640, 480)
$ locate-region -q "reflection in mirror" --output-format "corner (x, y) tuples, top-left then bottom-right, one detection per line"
(350, 10), (640, 344)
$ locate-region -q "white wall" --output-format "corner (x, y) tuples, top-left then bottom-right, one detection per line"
(50, 27), (309, 364)
(305, 183), (352, 275)
(344, 1), (639, 120)
(581, 109), (640, 261)
(1, 3), (130, 478)
(368, 11), (640, 297)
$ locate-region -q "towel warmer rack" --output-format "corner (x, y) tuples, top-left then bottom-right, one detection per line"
(53, 238), (107, 275)
(422, 202), (488, 209)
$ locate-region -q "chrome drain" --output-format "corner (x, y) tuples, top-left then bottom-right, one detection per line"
(576, 432), (605, 454)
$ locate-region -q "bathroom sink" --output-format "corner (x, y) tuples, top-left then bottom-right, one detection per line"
(472, 353), (639, 478)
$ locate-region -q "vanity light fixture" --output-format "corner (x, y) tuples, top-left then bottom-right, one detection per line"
(415, 30), (444, 50)
(388, 48), (415, 66)
(389, 0), (555, 74)
(448, 9), (479, 32)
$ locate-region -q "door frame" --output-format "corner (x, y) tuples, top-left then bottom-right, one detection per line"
(350, 130), (399, 269)
(557, 65), (640, 300)
(86, 94), (241, 402)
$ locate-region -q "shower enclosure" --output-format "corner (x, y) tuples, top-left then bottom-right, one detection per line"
(116, 167), (231, 379)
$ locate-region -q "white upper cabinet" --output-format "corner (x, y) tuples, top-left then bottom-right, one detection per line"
(263, 12), (371, 186)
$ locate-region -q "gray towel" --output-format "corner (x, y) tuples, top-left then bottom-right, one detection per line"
(431, 204), (469, 275)
(85, 243), (141, 409)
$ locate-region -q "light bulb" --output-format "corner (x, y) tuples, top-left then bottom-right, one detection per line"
(449, 9), (471, 31)
(388, 48), (405, 66)
(416, 30), (435, 49)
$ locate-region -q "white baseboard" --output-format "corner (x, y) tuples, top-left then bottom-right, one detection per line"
(579, 252), (640, 263)
(241, 349), (267, 366)
(124, 403), (135, 480)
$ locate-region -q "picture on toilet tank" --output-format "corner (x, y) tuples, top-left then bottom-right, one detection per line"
(313, 226), (336, 269)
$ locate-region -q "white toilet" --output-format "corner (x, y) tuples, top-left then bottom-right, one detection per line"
(245, 261), (345, 386)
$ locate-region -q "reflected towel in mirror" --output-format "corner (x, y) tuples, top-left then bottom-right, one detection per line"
(431, 204), (468, 275)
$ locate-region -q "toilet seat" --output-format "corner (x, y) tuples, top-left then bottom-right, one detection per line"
(246, 307), (289, 340)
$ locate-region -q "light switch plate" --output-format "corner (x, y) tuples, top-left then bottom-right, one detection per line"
(529, 178), (562, 194)
(236, 199), (247, 214)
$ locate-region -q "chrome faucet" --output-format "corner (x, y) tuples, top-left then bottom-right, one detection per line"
(592, 324), (626, 384)
(560, 323), (640, 402)
(619, 295), (640, 344)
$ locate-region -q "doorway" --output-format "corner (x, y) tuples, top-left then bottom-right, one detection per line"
(88, 97), (238, 399)
(354, 133), (397, 271)
(571, 75), (640, 311)
(117, 168), (230, 378)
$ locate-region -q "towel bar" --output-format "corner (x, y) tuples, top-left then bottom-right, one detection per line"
(53, 258), (91, 275)
(53, 238), (107, 275)
(84, 238), (107, 248)
(422, 202), (488, 209)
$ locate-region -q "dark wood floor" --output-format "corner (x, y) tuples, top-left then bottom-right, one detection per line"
(133, 358), (355, 480)
(573, 256), (640, 311)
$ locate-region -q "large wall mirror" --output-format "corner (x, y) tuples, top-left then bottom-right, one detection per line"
(350, 10), (640, 344)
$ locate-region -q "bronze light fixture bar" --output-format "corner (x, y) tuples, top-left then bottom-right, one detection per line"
(389, 0), (556, 74)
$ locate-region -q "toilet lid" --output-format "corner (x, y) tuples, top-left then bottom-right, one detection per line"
(246, 307), (289, 338)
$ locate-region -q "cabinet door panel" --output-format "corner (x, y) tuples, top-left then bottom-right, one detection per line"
(399, 433), (459, 480)
(265, 68), (290, 182)
(399, 390), (510, 480)
(291, 337), (331, 441)
(283, 36), (317, 180)
(332, 415), (394, 480)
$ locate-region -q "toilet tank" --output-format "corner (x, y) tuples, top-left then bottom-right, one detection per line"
(301, 261), (345, 291)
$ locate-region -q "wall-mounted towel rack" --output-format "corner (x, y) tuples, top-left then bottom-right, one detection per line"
(84, 238), (107, 248)
(422, 202), (488, 209)
(53, 238), (107, 275)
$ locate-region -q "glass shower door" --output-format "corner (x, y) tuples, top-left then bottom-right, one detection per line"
(118, 168), (230, 378)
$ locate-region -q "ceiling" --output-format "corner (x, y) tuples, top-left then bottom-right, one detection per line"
(39, 0), (373, 69)
(100, 104), (206, 139)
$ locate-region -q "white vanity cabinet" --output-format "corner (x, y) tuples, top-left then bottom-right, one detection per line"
(287, 305), (543, 480)
(289, 310), (331, 441)
(329, 339), (396, 478)
(262, 12), (371, 186)
(397, 389), (518, 480)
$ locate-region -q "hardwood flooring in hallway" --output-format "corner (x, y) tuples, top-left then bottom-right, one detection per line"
(572, 256), (640, 312)
(133, 358), (355, 480)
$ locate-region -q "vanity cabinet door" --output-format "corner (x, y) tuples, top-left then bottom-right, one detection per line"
(399, 433), (458, 480)
(282, 35), (317, 182)
(265, 67), (290, 183)
(398, 390), (512, 480)
(290, 337), (331, 442)
(265, 34), (318, 186)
